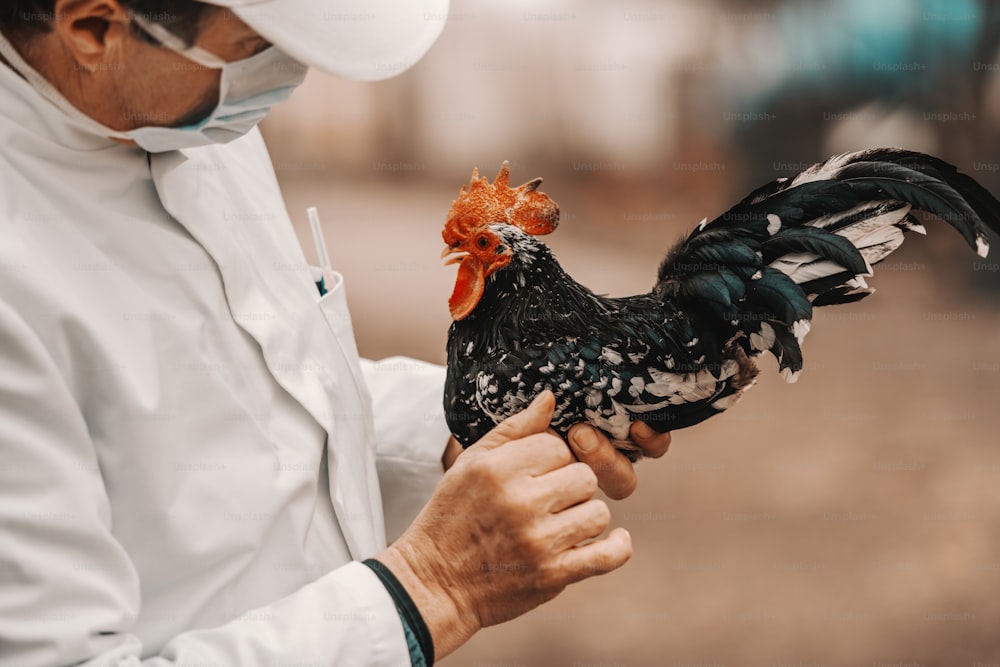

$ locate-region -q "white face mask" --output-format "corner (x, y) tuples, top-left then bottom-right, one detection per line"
(0, 17), (308, 152)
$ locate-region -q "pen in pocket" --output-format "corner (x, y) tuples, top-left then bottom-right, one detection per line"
(308, 206), (335, 295)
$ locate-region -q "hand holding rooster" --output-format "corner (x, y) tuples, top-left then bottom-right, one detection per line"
(566, 420), (672, 499)
(377, 391), (647, 659)
(442, 415), (671, 498)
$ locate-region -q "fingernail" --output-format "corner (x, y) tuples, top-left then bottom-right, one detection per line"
(530, 390), (554, 408)
(570, 425), (599, 453)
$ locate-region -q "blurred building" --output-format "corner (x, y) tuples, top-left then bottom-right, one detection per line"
(262, 0), (1000, 190)
(261, 0), (717, 179)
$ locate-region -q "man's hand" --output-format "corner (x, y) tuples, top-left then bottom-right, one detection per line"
(567, 421), (672, 500)
(377, 391), (631, 660)
(443, 409), (673, 500)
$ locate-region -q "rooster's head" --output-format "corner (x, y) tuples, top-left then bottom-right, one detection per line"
(442, 162), (560, 320)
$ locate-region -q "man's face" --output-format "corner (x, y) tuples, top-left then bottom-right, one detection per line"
(117, 8), (272, 131)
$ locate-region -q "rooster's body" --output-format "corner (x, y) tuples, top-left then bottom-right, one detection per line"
(441, 149), (1000, 457)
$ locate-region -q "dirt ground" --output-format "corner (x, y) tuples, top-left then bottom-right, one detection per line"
(281, 172), (1000, 667)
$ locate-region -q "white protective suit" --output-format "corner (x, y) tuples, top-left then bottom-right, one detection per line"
(0, 48), (450, 665)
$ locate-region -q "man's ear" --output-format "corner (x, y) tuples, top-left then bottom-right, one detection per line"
(52, 0), (133, 66)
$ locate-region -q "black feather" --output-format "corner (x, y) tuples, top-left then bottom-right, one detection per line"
(760, 227), (870, 275)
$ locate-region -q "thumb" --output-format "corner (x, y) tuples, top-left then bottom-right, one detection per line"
(472, 390), (555, 452)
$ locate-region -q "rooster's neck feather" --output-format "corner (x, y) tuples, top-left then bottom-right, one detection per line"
(455, 226), (608, 347)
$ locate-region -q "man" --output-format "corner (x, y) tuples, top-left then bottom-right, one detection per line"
(0, 1), (671, 664)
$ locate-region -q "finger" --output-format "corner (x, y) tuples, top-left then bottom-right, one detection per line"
(534, 461), (598, 513)
(629, 420), (672, 459)
(553, 527), (633, 585)
(568, 425), (638, 500)
(543, 498), (611, 552)
(498, 432), (573, 476)
(442, 436), (463, 470)
(472, 391), (555, 452)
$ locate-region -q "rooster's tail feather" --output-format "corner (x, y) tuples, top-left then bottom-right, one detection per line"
(656, 148), (1000, 382)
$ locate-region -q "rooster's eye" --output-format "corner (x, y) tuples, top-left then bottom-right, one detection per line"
(477, 236), (489, 249)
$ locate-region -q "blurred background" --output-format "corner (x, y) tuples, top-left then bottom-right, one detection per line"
(261, 0), (1000, 664)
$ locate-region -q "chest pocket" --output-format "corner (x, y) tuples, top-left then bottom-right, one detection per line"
(316, 271), (370, 415)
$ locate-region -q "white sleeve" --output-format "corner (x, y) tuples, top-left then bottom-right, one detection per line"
(361, 357), (451, 543)
(0, 301), (410, 667)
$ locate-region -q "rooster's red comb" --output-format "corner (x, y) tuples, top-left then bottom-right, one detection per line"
(443, 161), (560, 247)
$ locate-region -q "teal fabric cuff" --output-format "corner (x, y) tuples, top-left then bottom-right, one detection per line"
(400, 609), (429, 667)
(362, 558), (434, 666)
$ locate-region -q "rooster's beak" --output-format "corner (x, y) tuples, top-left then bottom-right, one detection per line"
(441, 246), (469, 266)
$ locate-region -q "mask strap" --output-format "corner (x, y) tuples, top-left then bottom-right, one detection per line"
(131, 14), (227, 69)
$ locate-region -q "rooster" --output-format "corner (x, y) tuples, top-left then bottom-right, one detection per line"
(440, 149), (1000, 459)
